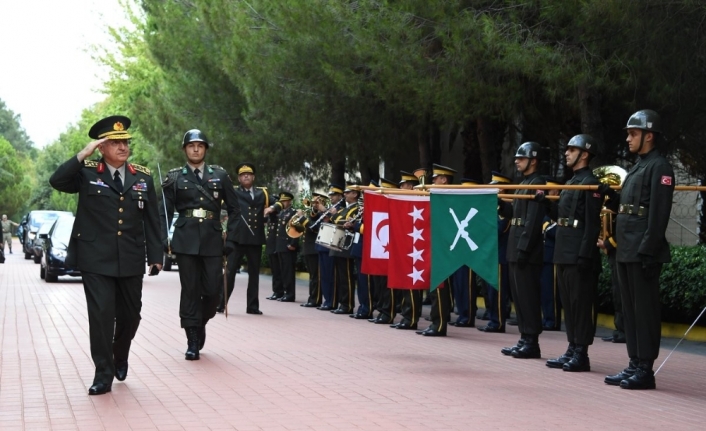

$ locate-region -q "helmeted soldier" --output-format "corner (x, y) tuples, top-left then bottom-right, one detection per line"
(541, 134), (603, 372)
(161, 129), (239, 361)
(602, 109), (675, 390)
(500, 142), (547, 357)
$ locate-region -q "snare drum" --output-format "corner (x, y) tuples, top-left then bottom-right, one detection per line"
(316, 223), (350, 251)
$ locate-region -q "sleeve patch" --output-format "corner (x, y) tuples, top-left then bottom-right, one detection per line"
(593, 192), (602, 198)
(660, 176), (672, 186)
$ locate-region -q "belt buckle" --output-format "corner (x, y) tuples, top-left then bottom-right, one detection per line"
(192, 209), (207, 218)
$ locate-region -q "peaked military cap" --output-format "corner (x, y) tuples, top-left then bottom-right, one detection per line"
(399, 171), (419, 185)
(489, 171), (512, 185)
(461, 178), (481, 186)
(88, 115), (132, 140)
(278, 191), (294, 201)
(431, 164), (457, 178)
(380, 178), (398, 188)
(236, 163), (256, 175)
(545, 176), (563, 186)
(328, 184), (344, 195)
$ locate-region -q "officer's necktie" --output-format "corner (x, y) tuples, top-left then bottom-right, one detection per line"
(194, 168), (201, 181)
(113, 170), (123, 192)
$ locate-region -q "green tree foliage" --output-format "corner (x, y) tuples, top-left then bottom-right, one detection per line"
(0, 136), (32, 218)
(0, 98), (35, 156)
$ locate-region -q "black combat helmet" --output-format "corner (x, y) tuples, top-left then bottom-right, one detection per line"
(567, 134), (597, 156)
(182, 129), (212, 148)
(624, 110), (662, 134)
(515, 142), (542, 159)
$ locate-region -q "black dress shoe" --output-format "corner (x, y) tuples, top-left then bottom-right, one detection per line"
(301, 303), (318, 307)
(374, 318), (393, 324)
(396, 322), (418, 330)
(601, 335), (615, 342)
(450, 321), (474, 327)
(389, 322), (400, 328)
(115, 361), (128, 381)
(246, 309), (263, 315)
(563, 355), (591, 372)
(605, 364), (637, 386)
(613, 336), (626, 343)
(620, 368), (656, 390)
(501, 338), (525, 356)
(506, 318), (518, 326)
(352, 313), (372, 319)
(512, 343), (541, 359)
(317, 305), (333, 311)
(278, 297), (295, 302)
(477, 325), (505, 333)
(421, 328), (446, 337)
(88, 383), (112, 395)
(266, 294), (283, 300)
(416, 326), (431, 335)
(331, 308), (351, 314)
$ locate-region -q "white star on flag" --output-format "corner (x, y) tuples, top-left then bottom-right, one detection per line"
(408, 246), (424, 264)
(409, 206), (424, 223)
(408, 227), (424, 244)
(408, 266), (425, 284)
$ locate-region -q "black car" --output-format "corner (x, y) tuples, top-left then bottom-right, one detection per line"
(40, 215), (81, 282)
(19, 210), (73, 260)
(31, 221), (55, 263)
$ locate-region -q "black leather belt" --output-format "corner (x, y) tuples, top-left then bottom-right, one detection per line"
(557, 218), (582, 228)
(618, 204), (645, 216)
(511, 218), (524, 226)
(183, 209), (215, 219)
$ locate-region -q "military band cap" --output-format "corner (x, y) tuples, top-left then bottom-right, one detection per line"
(399, 171), (419, 184)
(369, 180), (379, 187)
(236, 163), (255, 175)
(380, 178), (399, 189)
(461, 178), (481, 186)
(545, 176), (563, 186)
(89, 115), (132, 140)
(312, 191), (327, 199)
(432, 164), (457, 178)
(278, 191), (294, 201)
(328, 184), (344, 195)
(489, 171), (511, 184)
(344, 183), (360, 193)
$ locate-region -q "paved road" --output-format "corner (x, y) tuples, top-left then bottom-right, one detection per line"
(1, 240), (704, 430)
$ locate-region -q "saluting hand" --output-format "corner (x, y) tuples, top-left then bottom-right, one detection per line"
(77, 138), (108, 162)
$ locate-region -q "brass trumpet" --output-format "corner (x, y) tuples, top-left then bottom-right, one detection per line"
(286, 195), (330, 238)
(593, 165), (627, 242)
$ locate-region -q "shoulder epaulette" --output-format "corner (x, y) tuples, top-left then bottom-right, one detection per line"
(169, 167), (181, 173)
(256, 186), (267, 190)
(84, 160), (99, 168)
(162, 168), (180, 186)
(209, 164), (225, 171)
(131, 163), (151, 176)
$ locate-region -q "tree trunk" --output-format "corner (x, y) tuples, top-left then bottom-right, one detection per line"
(578, 82), (605, 166)
(417, 122), (431, 181)
(476, 117), (497, 183)
(330, 151), (346, 187)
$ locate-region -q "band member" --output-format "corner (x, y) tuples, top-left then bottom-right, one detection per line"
(541, 135), (602, 372)
(162, 129), (239, 360)
(478, 171), (512, 333)
(299, 192), (327, 308)
(330, 184), (360, 315)
(265, 196), (284, 300)
(602, 110), (674, 390)
(500, 142), (546, 357)
(416, 164), (455, 337)
(540, 178), (562, 331)
(365, 178), (398, 324)
(274, 192), (299, 301)
(391, 172), (423, 330)
(223, 163), (274, 315)
(315, 184), (344, 310)
(49, 116), (162, 395)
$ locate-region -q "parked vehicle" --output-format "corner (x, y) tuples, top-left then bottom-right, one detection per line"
(163, 215), (178, 271)
(31, 222), (54, 263)
(20, 210), (73, 260)
(40, 215), (81, 282)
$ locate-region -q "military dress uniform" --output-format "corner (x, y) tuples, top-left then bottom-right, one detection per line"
(274, 192), (299, 301)
(225, 163), (270, 314)
(265, 198), (284, 300)
(162, 132), (239, 359)
(49, 115), (162, 395)
(601, 211), (626, 343)
(316, 184), (344, 311)
(330, 186), (360, 314)
(540, 177), (562, 331)
(604, 110), (674, 390)
(545, 144), (602, 372)
(299, 194), (326, 307)
(503, 143), (546, 357)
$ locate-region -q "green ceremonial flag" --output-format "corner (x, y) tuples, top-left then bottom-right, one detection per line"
(430, 189), (499, 291)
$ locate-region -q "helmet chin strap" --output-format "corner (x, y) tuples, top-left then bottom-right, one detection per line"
(637, 131), (646, 154)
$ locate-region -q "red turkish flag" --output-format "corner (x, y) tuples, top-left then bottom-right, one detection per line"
(361, 191), (390, 275)
(387, 195), (431, 289)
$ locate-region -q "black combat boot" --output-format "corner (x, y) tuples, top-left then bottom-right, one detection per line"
(512, 335), (541, 359)
(184, 327), (200, 360)
(546, 343), (575, 369)
(620, 360), (656, 390)
(563, 344), (590, 372)
(501, 335), (526, 356)
(604, 358), (638, 386)
(198, 325), (206, 351)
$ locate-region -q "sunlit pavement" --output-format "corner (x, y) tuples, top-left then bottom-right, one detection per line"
(1, 238), (705, 431)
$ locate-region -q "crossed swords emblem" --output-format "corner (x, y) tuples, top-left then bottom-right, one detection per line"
(449, 207), (478, 251)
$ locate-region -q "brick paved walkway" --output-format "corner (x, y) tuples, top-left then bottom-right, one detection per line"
(1, 239), (705, 430)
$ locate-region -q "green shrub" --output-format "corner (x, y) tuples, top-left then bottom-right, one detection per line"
(597, 245), (706, 325)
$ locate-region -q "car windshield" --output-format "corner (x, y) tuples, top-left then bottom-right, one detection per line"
(38, 222), (54, 235)
(52, 218), (74, 247)
(31, 211), (72, 228)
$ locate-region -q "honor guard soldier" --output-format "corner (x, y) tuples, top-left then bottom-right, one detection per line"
(500, 142), (547, 357)
(367, 178), (398, 324)
(416, 164), (456, 337)
(265, 196), (284, 300)
(315, 184), (345, 310)
(541, 135), (603, 372)
(162, 129), (239, 360)
(391, 172), (423, 330)
(330, 184), (360, 315)
(223, 162), (273, 315)
(273, 192), (299, 301)
(602, 110), (675, 390)
(49, 115), (162, 395)
(450, 178), (483, 328)
(540, 177), (562, 331)
(478, 171), (513, 333)
(299, 192), (328, 308)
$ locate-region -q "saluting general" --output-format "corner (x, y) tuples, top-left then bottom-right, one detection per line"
(49, 116), (162, 395)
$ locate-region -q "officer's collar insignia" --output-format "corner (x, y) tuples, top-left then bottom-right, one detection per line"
(97, 162), (105, 173)
(182, 167), (188, 175)
(127, 163), (137, 175)
(114, 122), (125, 131)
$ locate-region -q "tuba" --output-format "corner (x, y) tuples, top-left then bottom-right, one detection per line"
(593, 165), (627, 243)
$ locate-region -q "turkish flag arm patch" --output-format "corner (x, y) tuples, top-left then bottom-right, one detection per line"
(660, 175), (673, 186)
